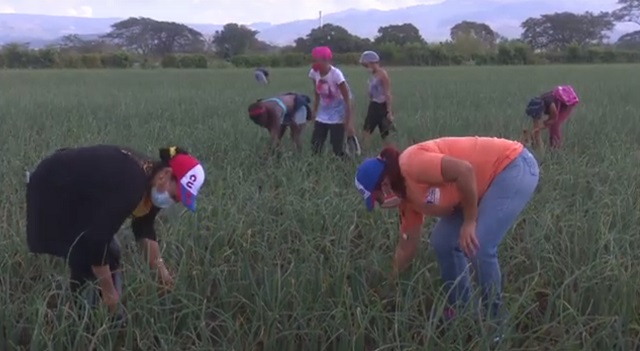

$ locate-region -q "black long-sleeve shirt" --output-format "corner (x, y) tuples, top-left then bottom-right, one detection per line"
(26, 145), (159, 266)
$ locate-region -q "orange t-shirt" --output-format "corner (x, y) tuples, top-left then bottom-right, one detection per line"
(397, 137), (523, 233)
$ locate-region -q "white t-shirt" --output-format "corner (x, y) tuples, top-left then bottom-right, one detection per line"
(309, 66), (351, 124)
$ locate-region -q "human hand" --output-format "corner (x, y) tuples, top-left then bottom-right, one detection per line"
(386, 111), (394, 121)
(521, 129), (530, 144)
(458, 221), (479, 258)
(345, 122), (355, 137)
(157, 266), (174, 295)
(101, 289), (120, 313)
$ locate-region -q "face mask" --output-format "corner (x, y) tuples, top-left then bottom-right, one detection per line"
(311, 62), (323, 72)
(151, 187), (175, 208)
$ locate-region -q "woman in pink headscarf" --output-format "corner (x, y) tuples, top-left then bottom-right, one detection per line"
(308, 46), (355, 157)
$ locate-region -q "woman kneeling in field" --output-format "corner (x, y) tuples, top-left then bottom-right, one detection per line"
(248, 92), (312, 152)
(354, 136), (539, 327)
(523, 85), (579, 150)
(26, 145), (205, 315)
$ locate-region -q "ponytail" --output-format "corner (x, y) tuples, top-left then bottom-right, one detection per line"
(149, 146), (189, 177)
(158, 146), (189, 165)
(379, 146), (406, 198)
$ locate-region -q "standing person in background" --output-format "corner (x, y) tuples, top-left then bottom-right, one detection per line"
(254, 67), (270, 85)
(359, 51), (395, 149)
(308, 46), (355, 157)
(26, 145), (206, 315)
(524, 85), (579, 150)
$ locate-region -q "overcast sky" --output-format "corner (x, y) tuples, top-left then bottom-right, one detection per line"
(0, 0), (621, 25)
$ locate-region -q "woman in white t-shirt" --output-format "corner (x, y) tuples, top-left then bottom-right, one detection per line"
(308, 46), (354, 157)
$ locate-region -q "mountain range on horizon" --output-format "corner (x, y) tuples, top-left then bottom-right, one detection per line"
(0, 0), (637, 48)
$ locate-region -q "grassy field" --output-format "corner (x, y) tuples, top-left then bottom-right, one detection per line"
(1, 65), (640, 350)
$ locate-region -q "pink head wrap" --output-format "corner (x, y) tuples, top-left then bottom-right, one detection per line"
(311, 46), (332, 61)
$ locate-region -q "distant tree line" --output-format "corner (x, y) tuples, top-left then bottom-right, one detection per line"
(0, 0), (639, 69)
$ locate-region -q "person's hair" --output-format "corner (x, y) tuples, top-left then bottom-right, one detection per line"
(377, 146), (406, 198)
(150, 146), (189, 177)
(248, 101), (268, 126)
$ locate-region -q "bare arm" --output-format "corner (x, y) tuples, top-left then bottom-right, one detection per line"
(338, 82), (352, 126)
(269, 125), (281, 149)
(311, 80), (319, 118)
(139, 238), (171, 279)
(532, 118), (544, 149)
(290, 124), (303, 152)
(380, 70), (393, 114)
(440, 156), (478, 224)
(391, 225), (422, 279)
(545, 103), (558, 127)
(91, 264), (117, 299)
(131, 208), (172, 283)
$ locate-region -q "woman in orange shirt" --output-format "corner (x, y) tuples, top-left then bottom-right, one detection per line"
(354, 137), (539, 323)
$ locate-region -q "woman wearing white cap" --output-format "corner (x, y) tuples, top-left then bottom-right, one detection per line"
(359, 50), (395, 149)
(26, 145), (206, 317)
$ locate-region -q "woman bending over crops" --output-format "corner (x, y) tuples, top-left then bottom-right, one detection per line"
(247, 92), (313, 152)
(354, 136), (539, 326)
(26, 145), (205, 316)
(523, 85), (579, 150)
(308, 46), (357, 157)
(359, 50), (395, 148)
(254, 67), (269, 84)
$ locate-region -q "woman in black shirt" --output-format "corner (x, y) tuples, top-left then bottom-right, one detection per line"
(26, 145), (206, 313)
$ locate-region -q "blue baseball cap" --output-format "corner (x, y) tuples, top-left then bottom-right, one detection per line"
(354, 158), (385, 211)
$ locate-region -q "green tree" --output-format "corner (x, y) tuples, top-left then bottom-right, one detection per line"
(450, 21), (498, 51)
(2, 42), (31, 68)
(59, 34), (118, 54)
(373, 23), (424, 46)
(212, 23), (259, 57)
(616, 30), (640, 49)
(102, 17), (205, 57)
(613, 0), (640, 25)
(294, 23), (370, 53)
(521, 11), (615, 51)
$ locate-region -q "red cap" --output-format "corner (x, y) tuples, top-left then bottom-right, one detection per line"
(168, 154), (205, 211)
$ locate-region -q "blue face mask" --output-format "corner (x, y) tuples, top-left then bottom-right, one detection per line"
(151, 187), (175, 208)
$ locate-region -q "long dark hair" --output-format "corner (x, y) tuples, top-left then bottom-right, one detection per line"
(377, 146), (406, 198)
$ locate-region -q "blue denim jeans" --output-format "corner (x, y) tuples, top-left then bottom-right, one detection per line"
(430, 148), (539, 320)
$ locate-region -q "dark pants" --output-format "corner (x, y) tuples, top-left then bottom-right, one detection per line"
(68, 238), (122, 294)
(363, 101), (392, 138)
(311, 121), (345, 156)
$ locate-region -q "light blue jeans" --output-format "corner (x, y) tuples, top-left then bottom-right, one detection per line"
(430, 148), (539, 320)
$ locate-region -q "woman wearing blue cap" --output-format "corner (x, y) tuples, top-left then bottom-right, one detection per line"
(354, 137), (539, 326)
